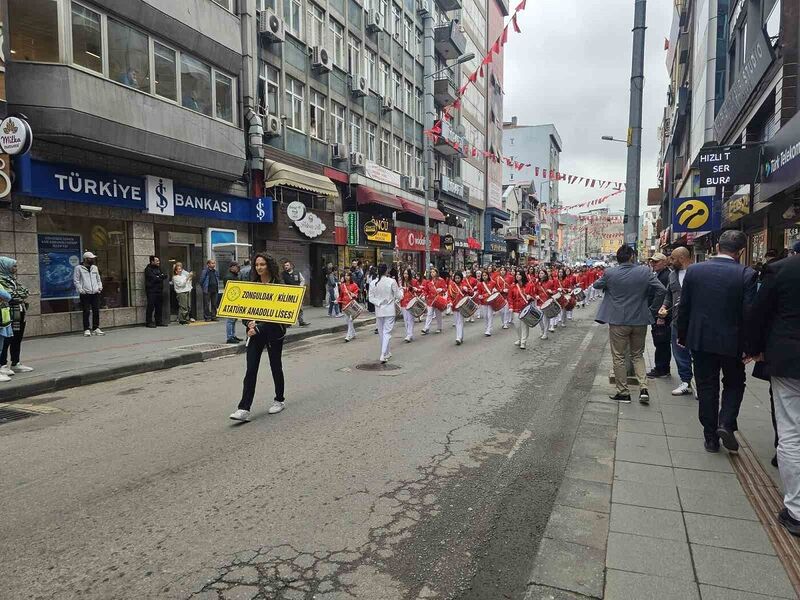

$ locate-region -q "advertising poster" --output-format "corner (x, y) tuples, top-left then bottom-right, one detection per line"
(38, 233), (82, 300)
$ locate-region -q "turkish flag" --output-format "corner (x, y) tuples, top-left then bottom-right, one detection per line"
(515, 0), (526, 11)
(512, 13), (521, 33)
(501, 26), (509, 45)
(491, 40), (501, 55)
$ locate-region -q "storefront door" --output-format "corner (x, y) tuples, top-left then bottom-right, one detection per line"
(311, 244), (338, 307)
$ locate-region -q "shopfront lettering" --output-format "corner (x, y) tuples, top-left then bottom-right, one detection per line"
(53, 171), (143, 201)
(175, 192), (232, 215)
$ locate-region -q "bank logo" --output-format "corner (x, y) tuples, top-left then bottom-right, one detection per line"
(154, 179), (169, 212)
(256, 198), (266, 221)
(145, 175), (175, 216)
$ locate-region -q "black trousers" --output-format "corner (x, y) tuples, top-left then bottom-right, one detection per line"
(652, 327), (672, 373)
(1, 319), (25, 366)
(80, 293), (100, 331)
(238, 330), (285, 410)
(146, 292), (163, 325)
(692, 350), (746, 440)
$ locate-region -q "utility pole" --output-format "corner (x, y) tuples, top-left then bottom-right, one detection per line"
(624, 0), (646, 251)
(423, 12), (435, 271)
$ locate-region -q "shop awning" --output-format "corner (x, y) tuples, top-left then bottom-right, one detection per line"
(263, 160), (339, 198)
(400, 199), (446, 221)
(356, 186), (404, 210)
(467, 237), (481, 250)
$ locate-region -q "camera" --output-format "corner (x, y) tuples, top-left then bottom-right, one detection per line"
(18, 204), (43, 219)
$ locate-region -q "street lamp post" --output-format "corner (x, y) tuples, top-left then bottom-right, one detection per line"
(625, 0), (647, 250)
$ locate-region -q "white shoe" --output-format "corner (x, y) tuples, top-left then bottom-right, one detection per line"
(468, 318), (475, 322)
(404, 336), (412, 343)
(520, 343), (526, 350)
(567, 316), (573, 320)
(380, 355), (387, 364)
(560, 322), (566, 328)
(385, 352), (392, 360)
(672, 382), (693, 396)
(344, 336), (351, 342)
(502, 324), (509, 330)
(229, 409), (251, 422)
(84, 329), (92, 337)
(435, 329), (442, 334)
(455, 339), (462, 345)
(484, 332), (492, 337)
(268, 401), (285, 414)
(0, 372), (10, 382)
(93, 328), (105, 336)
(548, 326), (556, 333)
(0, 365), (14, 376)
(513, 340), (520, 346)
(11, 364), (33, 373)
(541, 333), (548, 340)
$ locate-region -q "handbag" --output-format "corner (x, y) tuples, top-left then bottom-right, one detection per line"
(0, 306), (10, 327)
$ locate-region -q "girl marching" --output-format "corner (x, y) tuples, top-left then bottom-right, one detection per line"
(399, 268), (421, 342)
(448, 272), (473, 346)
(507, 270), (531, 349)
(496, 267), (512, 330)
(421, 268), (446, 335)
(562, 267), (578, 321)
(540, 269), (558, 334)
(339, 271), (360, 342)
(476, 271), (496, 337)
(529, 270), (553, 340)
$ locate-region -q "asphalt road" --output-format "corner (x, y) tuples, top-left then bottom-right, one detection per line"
(0, 308), (607, 600)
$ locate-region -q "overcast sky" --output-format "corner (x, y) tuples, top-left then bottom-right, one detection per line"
(504, 0), (673, 215)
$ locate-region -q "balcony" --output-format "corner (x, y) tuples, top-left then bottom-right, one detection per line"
(437, 0), (463, 11)
(434, 22), (467, 61)
(433, 120), (467, 157)
(433, 70), (458, 107)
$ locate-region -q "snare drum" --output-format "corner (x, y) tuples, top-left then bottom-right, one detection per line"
(343, 299), (364, 319)
(403, 296), (427, 318)
(486, 292), (507, 311)
(565, 295), (577, 311)
(572, 287), (586, 302)
(455, 296), (478, 318)
(430, 295), (448, 312)
(553, 292), (569, 309)
(519, 304), (544, 328)
(540, 299), (561, 319)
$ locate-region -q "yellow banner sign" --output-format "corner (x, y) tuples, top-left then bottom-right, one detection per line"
(216, 281), (306, 324)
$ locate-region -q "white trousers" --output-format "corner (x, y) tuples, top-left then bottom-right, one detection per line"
(515, 314), (529, 345)
(540, 315), (550, 333)
(425, 306), (443, 332)
(401, 308), (415, 339)
(345, 314), (356, 339)
(501, 304), (512, 326)
(485, 306), (495, 335)
(774, 376), (800, 519)
(478, 305), (486, 320)
(376, 316), (395, 359)
(454, 311), (464, 341)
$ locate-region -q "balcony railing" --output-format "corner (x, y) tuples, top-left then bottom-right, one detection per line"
(433, 69), (457, 107)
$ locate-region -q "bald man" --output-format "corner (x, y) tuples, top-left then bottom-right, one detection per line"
(659, 246), (694, 395)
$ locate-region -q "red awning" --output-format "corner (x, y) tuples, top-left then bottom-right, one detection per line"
(467, 237), (481, 250)
(400, 199), (446, 221)
(356, 186), (404, 210)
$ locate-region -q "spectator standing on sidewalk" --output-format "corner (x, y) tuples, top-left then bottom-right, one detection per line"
(223, 262), (242, 344)
(327, 265), (341, 317)
(73, 251), (104, 337)
(647, 252), (671, 378)
(593, 245), (666, 404)
(747, 249), (800, 535)
(199, 259), (220, 321)
(0, 282), (14, 382)
(171, 262), (193, 324)
(659, 246), (694, 396)
(239, 259), (251, 281)
(0, 257), (34, 375)
(144, 256), (168, 328)
(677, 230), (757, 454)
(282, 260), (309, 326)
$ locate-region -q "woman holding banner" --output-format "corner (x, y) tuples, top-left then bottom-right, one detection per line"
(229, 252), (287, 422)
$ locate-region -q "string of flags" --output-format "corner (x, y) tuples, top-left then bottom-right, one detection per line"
(530, 167), (626, 191)
(542, 190), (624, 215)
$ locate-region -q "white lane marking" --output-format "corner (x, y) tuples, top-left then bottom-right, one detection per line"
(507, 429), (533, 459)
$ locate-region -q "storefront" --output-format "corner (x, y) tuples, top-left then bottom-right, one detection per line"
(483, 233), (507, 265)
(395, 225), (440, 274)
(759, 110), (800, 253)
(344, 210), (396, 269)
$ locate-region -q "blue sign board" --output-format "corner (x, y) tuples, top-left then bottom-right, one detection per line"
(38, 233), (82, 300)
(15, 156), (273, 223)
(672, 196), (720, 234)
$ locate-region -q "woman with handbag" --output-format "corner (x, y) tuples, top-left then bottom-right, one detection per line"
(0, 257), (33, 377)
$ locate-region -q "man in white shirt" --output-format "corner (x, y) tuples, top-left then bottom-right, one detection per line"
(73, 251), (104, 337)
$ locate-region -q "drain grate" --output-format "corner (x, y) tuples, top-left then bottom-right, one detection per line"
(355, 362), (401, 371)
(0, 407), (35, 425)
(174, 343), (231, 352)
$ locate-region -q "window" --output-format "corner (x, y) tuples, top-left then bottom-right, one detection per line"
(284, 0), (302, 37)
(365, 48), (377, 91)
(393, 70), (402, 110)
(285, 76), (305, 131)
(348, 35), (362, 76)
(415, 28), (423, 59)
(350, 113), (362, 154)
(309, 90), (326, 139)
(9, 0), (60, 62)
(380, 129), (391, 167)
(265, 64), (280, 116)
(215, 72), (234, 123)
(258, 0), (278, 10)
(405, 81), (414, 115)
(212, 0), (232, 10)
(72, 2), (103, 73)
(404, 17), (413, 51)
(392, 3), (402, 37)
(331, 101), (346, 144)
(404, 143), (413, 176)
(416, 88), (423, 122)
(152, 43), (178, 101)
(181, 54), (212, 116)
(365, 121), (377, 161)
(330, 19), (345, 67)
(393, 136), (402, 173)
(380, 60), (391, 98)
(415, 148), (423, 177)
(307, 3), (325, 47)
(381, 0), (391, 32)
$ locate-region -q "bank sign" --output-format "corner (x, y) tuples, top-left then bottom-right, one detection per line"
(14, 157), (273, 223)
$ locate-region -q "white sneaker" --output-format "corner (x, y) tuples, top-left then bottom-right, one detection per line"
(0, 372), (10, 382)
(93, 328), (105, 336)
(520, 342), (526, 350)
(84, 329), (92, 337)
(435, 329), (442, 334)
(344, 336), (352, 342)
(672, 382), (692, 396)
(404, 336), (412, 343)
(229, 409), (251, 421)
(11, 364), (33, 373)
(548, 326), (556, 333)
(0, 365), (14, 376)
(268, 401), (285, 414)
(385, 352), (392, 360)
(380, 355), (387, 364)
(560, 322), (566, 328)
(541, 333), (548, 340)
(513, 340), (520, 346)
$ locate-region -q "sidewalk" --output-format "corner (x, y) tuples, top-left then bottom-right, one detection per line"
(1, 306), (375, 403)
(525, 338), (800, 600)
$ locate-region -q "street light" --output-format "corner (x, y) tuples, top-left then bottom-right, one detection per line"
(424, 53), (476, 79)
(601, 135), (628, 145)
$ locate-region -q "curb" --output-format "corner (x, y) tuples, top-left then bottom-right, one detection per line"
(3, 316), (377, 403)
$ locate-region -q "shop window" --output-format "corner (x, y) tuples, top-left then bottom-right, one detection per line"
(181, 54), (213, 116)
(9, 0), (60, 62)
(215, 72), (234, 123)
(108, 19), (150, 92)
(72, 2), (103, 73)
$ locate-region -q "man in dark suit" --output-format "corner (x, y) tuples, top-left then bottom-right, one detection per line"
(677, 230), (757, 453)
(647, 252), (672, 378)
(748, 251), (800, 535)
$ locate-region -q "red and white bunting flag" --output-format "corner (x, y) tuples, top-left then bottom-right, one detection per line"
(512, 13), (521, 33)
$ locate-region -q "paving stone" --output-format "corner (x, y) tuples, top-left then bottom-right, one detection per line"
(528, 538), (605, 599)
(618, 419), (666, 435)
(581, 410), (618, 426)
(617, 431), (668, 450)
(699, 584), (794, 600)
(570, 435), (615, 460)
(684, 513), (775, 555)
(665, 422), (704, 439)
(612, 480), (681, 511)
(678, 487), (758, 521)
(674, 468), (745, 495)
(544, 504), (609, 550)
(615, 434), (673, 466)
(584, 401), (618, 415)
(670, 450), (734, 473)
(605, 569), (700, 600)
(523, 584), (592, 600)
(610, 504), (686, 541)
(555, 477), (612, 514)
(692, 544), (795, 598)
(668, 435), (711, 453)
(564, 455), (614, 484)
(618, 406), (664, 422)
(606, 532), (694, 580)
(613, 461), (675, 486)
(660, 406), (699, 425)
(576, 421), (618, 441)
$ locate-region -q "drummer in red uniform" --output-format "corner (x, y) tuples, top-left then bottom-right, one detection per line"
(398, 268), (420, 342)
(421, 267), (446, 335)
(529, 270), (552, 339)
(541, 269), (560, 333)
(562, 267), (578, 321)
(448, 272), (473, 345)
(466, 269), (479, 322)
(495, 267), (512, 330)
(339, 271), (360, 342)
(508, 270), (531, 349)
(476, 271), (497, 337)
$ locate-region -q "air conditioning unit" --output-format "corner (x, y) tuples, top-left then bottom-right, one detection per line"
(331, 143), (348, 161)
(417, 0), (431, 15)
(367, 10), (383, 32)
(351, 152), (366, 167)
(312, 46), (332, 72)
(258, 9), (285, 43)
(410, 176), (426, 193)
(264, 114), (281, 137)
(381, 96), (394, 112)
(351, 75), (367, 97)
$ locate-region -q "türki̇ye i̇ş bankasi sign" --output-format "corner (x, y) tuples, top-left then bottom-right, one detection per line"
(216, 282), (306, 325)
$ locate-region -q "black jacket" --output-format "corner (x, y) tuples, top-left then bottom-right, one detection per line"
(283, 270), (301, 286)
(747, 254), (800, 378)
(649, 268), (671, 323)
(144, 264), (167, 295)
(677, 257), (757, 357)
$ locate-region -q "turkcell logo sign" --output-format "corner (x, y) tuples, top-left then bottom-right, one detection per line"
(146, 175), (175, 216)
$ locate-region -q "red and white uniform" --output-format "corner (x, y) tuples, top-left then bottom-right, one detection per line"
(527, 281), (550, 306)
(504, 272), (514, 286)
(543, 278), (560, 296)
(475, 280), (496, 305)
(338, 282), (359, 306)
(400, 278), (421, 307)
(423, 277), (446, 306)
(563, 274), (578, 290)
(507, 283), (530, 313)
